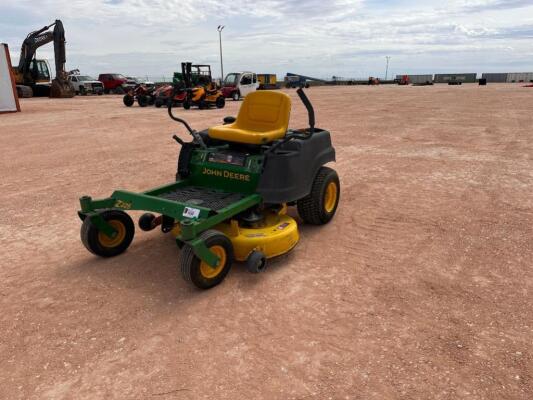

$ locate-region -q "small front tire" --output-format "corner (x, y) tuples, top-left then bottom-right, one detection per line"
(246, 251), (267, 273)
(232, 91), (240, 101)
(216, 96), (225, 109)
(80, 210), (135, 257)
(123, 94), (134, 107)
(180, 230), (234, 289)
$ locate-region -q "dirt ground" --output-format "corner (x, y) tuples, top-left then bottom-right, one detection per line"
(1, 85), (532, 399)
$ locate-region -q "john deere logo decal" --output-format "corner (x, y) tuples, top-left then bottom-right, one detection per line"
(202, 167), (250, 182)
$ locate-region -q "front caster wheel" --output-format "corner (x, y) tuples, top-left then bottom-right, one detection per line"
(297, 166), (340, 225)
(246, 250), (267, 273)
(180, 230), (234, 289)
(80, 210), (135, 257)
(138, 213), (157, 231)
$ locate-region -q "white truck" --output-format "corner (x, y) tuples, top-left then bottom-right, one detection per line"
(221, 72), (259, 100)
(68, 73), (104, 95)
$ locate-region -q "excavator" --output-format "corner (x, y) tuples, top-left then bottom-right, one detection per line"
(12, 19), (75, 98)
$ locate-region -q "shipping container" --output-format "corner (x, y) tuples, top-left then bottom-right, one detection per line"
(506, 72), (533, 83)
(481, 73), (508, 83)
(434, 73), (477, 84)
(395, 74), (433, 84)
(257, 74), (278, 89)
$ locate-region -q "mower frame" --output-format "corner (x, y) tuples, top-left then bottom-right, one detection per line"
(79, 180), (261, 267)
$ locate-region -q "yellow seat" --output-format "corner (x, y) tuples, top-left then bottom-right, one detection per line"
(208, 91), (291, 145)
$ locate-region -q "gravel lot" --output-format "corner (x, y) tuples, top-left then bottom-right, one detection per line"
(1, 85), (532, 399)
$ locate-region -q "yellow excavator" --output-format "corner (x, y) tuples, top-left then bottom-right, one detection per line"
(12, 19), (75, 98)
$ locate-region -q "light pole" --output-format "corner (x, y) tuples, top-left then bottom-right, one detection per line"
(217, 25), (225, 83)
(385, 56), (391, 80)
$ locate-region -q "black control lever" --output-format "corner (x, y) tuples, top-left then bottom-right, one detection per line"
(172, 135), (184, 145)
(296, 87), (315, 135)
(167, 93), (207, 149)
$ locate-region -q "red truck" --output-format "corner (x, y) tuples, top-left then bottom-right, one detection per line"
(98, 73), (134, 94)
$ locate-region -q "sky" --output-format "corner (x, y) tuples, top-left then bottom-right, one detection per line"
(1, 0), (533, 80)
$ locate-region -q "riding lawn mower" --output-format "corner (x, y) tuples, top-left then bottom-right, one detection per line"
(178, 62), (225, 110)
(77, 88), (339, 289)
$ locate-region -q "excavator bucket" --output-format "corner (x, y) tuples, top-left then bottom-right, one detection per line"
(50, 77), (75, 98)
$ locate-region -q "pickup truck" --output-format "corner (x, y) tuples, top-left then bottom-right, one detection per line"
(68, 74), (104, 95)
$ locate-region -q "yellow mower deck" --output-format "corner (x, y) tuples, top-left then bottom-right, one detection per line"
(172, 209), (299, 262)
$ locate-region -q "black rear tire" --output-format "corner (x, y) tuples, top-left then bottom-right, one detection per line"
(180, 230), (234, 289)
(183, 99), (191, 110)
(80, 210), (135, 257)
(297, 166), (340, 225)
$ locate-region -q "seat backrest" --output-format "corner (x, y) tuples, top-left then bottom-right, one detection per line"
(235, 91), (291, 133)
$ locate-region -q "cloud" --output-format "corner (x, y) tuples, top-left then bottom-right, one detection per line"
(2, 0), (533, 79)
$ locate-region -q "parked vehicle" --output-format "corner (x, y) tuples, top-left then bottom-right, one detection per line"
(176, 62), (225, 109)
(98, 73), (135, 94)
(123, 84), (155, 107)
(284, 73), (325, 88)
(153, 84), (174, 108)
(221, 72), (258, 100)
(257, 74), (277, 89)
(125, 76), (155, 88)
(68, 73), (104, 95)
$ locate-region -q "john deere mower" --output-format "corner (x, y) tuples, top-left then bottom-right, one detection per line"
(78, 88), (339, 289)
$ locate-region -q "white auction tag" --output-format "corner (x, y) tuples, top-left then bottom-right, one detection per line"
(183, 207), (200, 219)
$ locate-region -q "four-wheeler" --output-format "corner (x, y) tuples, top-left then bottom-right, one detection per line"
(12, 19), (75, 98)
(68, 71), (104, 95)
(123, 83), (156, 107)
(154, 84), (174, 108)
(77, 88), (339, 290)
(221, 72), (259, 101)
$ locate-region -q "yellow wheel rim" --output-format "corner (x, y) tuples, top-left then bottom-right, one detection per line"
(199, 245), (226, 279)
(98, 220), (126, 248)
(324, 181), (338, 213)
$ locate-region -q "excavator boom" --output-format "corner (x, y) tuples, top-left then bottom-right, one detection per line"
(49, 20), (74, 98)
